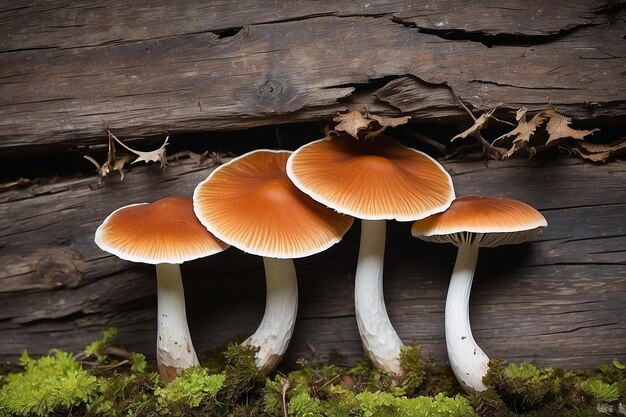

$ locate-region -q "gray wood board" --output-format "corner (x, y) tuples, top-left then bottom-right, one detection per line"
(1, 1), (624, 154)
(0, 157), (624, 370)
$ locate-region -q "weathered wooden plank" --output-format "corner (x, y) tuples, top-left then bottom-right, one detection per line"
(392, 0), (612, 35)
(1, 157), (624, 369)
(0, 2), (623, 155)
(1, 0), (609, 51)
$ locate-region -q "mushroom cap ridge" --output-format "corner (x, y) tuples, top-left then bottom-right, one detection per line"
(411, 195), (547, 247)
(193, 149), (354, 259)
(95, 196), (229, 265)
(286, 135), (455, 221)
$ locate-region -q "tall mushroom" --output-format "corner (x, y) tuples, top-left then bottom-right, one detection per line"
(411, 195), (547, 392)
(95, 196), (229, 381)
(287, 134), (454, 381)
(193, 149), (353, 374)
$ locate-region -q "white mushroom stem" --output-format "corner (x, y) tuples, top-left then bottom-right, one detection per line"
(354, 219), (405, 381)
(155, 263), (199, 382)
(244, 257), (298, 374)
(446, 242), (490, 392)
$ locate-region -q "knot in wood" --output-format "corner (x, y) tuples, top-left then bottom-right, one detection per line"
(256, 79), (284, 104)
(33, 251), (83, 289)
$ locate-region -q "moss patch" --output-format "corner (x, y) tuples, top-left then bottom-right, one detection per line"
(0, 330), (624, 416)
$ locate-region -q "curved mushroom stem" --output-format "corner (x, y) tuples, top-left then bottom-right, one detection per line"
(244, 257), (298, 374)
(155, 263), (199, 382)
(354, 219), (405, 382)
(446, 243), (490, 392)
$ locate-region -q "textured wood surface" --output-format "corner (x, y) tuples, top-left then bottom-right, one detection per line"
(1, 156), (624, 370)
(1, 1), (624, 155)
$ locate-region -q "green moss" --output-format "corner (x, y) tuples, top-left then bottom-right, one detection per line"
(87, 372), (159, 417)
(84, 326), (118, 363)
(0, 350), (97, 416)
(398, 343), (427, 396)
(219, 343), (265, 406)
(154, 367), (224, 416)
(356, 391), (476, 417)
(0, 330), (624, 417)
(288, 392), (324, 417)
(474, 358), (626, 416)
(578, 379), (620, 403)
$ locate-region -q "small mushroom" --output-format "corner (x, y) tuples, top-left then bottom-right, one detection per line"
(95, 196), (229, 381)
(411, 195), (547, 392)
(287, 134), (454, 381)
(193, 149), (353, 374)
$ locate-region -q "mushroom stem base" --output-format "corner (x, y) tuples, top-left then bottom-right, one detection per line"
(354, 219), (405, 382)
(156, 263), (199, 382)
(245, 257), (298, 374)
(446, 244), (489, 392)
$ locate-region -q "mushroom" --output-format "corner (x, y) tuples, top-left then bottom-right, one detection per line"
(95, 196), (229, 381)
(287, 134), (454, 381)
(411, 195), (547, 392)
(193, 149), (353, 374)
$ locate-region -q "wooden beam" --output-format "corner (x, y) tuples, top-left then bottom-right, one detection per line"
(1, 157), (624, 369)
(1, 1), (623, 155)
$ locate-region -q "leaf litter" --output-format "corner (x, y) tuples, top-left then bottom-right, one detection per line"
(331, 108), (410, 140)
(453, 104), (615, 161)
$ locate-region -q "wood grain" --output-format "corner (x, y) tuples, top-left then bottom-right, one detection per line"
(1, 1), (623, 155)
(1, 157), (624, 370)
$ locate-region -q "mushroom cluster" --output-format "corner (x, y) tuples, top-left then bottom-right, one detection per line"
(94, 111), (546, 389)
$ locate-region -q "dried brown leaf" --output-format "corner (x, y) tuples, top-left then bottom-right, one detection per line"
(111, 134), (170, 168)
(369, 114), (411, 129)
(494, 108), (547, 159)
(448, 102), (507, 159)
(333, 110), (372, 139)
(451, 107), (497, 142)
(567, 138), (626, 162)
(543, 105), (600, 146)
(332, 110), (410, 140)
(111, 155), (132, 180)
(365, 114), (411, 140)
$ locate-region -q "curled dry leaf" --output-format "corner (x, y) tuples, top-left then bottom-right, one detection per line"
(369, 114), (411, 129)
(494, 108), (548, 159)
(566, 137), (626, 162)
(333, 110), (372, 139)
(450, 104), (610, 162)
(84, 154), (131, 181)
(83, 131), (132, 182)
(450, 106), (507, 159)
(110, 132), (170, 168)
(451, 107), (497, 142)
(543, 105), (600, 146)
(84, 121), (171, 182)
(365, 114), (411, 140)
(111, 155), (132, 180)
(332, 110), (410, 140)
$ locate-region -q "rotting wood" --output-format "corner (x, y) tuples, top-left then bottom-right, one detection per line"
(0, 157), (624, 370)
(0, 2), (624, 155)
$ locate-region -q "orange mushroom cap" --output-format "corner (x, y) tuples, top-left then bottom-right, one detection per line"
(95, 196), (229, 264)
(411, 195), (547, 247)
(286, 135), (455, 221)
(193, 150), (354, 259)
